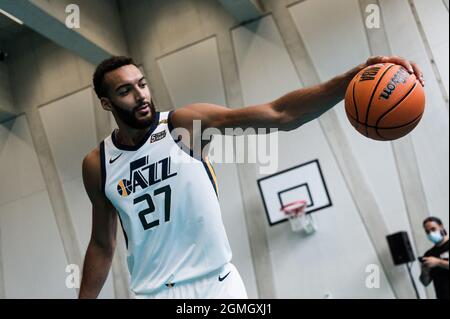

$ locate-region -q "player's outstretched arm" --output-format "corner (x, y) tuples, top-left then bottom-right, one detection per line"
(79, 148), (118, 299)
(171, 56), (423, 134)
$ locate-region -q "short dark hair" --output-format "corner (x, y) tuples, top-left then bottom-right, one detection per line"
(93, 56), (138, 99)
(423, 216), (444, 227)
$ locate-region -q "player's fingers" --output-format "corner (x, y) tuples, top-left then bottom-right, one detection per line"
(366, 56), (414, 75)
(389, 56), (414, 74)
(411, 61), (425, 86)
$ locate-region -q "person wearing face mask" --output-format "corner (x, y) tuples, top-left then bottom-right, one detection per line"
(419, 217), (449, 299)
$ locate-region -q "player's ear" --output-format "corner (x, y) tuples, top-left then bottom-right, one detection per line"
(100, 97), (112, 112)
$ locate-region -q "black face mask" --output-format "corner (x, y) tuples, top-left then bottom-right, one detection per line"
(111, 99), (155, 129)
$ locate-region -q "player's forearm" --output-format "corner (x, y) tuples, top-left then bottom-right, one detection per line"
(79, 241), (115, 299)
(273, 62), (366, 130)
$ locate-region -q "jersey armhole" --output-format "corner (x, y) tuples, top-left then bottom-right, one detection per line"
(167, 110), (195, 158)
(167, 110), (175, 132)
(167, 110), (219, 197)
(99, 141), (107, 194)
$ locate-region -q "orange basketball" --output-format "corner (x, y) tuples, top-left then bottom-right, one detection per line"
(344, 63), (425, 141)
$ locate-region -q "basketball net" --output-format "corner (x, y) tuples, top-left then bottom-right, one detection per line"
(280, 200), (317, 234)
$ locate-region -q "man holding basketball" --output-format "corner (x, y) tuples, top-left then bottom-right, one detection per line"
(79, 55), (424, 299)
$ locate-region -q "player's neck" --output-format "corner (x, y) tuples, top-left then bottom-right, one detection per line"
(112, 104), (158, 147)
(115, 122), (152, 147)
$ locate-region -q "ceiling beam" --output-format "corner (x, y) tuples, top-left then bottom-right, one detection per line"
(0, 0), (112, 65)
(217, 0), (264, 23)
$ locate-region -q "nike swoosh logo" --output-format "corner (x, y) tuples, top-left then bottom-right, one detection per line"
(218, 271), (231, 282)
(109, 153), (123, 164)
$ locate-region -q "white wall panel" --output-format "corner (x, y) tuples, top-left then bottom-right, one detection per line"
(380, 0), (449, 228)
(62, 177), (92, 251)
(39, 88), (115, 298)
(0, 116), (46, 206)
(291, 0), (369, 79)
(158, 37), (227, 107)
(414, 0), (449, 96)
(232, 16), (301, 104)
(289, 0), (430, 297)
(0, 191), (76, 298)
(232, 14), (394, 298)
(0, 115), (75, 298)
(40, 88), (96, 252)
(39, 88), (97, 183)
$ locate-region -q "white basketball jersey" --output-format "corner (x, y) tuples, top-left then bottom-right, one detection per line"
(100, 111), (232, 295)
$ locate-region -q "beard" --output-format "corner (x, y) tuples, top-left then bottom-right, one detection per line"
(111, 99), (155, 129)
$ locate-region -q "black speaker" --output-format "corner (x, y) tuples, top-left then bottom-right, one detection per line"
(386, 231), (415, 265)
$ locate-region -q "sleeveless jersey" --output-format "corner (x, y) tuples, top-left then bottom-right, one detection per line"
(100, 111), (232, 295)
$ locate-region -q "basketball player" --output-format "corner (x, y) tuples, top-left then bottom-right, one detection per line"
(79, 55), (423, 299)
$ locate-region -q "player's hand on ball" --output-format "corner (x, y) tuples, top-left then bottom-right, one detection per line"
(345, 58), (425, 140)
(364, 55), (425, 87)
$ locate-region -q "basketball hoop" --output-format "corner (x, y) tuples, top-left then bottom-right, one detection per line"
(280, 200), (317, 234)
